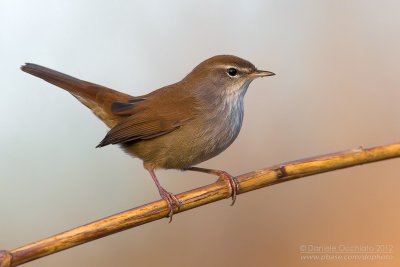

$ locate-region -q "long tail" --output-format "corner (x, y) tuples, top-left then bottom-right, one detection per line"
(21, 63), (133, 128)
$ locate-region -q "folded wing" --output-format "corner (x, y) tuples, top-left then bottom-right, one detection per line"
(97, 86), (197, 147)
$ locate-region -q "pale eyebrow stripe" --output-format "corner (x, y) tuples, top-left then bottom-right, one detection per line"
(216, 64), (252, 72)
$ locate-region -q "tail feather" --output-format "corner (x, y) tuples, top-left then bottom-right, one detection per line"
(21, 63), (134, 128)
(22, 63), (82, 87)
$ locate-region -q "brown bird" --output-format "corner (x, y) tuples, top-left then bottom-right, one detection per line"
(21, 55), (274, 221)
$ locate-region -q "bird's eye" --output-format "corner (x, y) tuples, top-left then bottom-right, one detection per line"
(227, 68), (237, 77)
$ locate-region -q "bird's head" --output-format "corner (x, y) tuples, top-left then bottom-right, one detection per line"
(184, 55), (274, 97)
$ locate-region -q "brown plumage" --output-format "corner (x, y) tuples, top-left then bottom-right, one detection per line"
(21, 55), (274, 221)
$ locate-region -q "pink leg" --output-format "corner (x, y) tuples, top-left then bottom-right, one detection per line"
(146, 167), (181, 222)
(185, 167), (239, 205)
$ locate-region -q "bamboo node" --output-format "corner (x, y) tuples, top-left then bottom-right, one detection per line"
(0, 250), (12, 267)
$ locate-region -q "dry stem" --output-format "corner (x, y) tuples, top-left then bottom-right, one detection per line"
(2, 142), (400, 266)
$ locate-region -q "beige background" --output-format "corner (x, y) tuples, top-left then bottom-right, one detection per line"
(1, 0), (400, 266)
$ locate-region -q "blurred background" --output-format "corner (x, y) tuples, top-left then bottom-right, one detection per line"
(1, 0), (400, 266)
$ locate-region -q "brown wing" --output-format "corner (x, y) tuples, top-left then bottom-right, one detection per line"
(96, 85), (197, 147)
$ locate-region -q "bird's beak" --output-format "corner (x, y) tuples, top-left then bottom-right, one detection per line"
(251, 70), (275, 78)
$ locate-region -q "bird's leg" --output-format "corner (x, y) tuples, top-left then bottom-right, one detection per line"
(185, 167), (239, 205)
(145, 167), (181, 222)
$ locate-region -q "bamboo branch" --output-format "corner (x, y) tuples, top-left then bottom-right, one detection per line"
(2, 142), (400, 266)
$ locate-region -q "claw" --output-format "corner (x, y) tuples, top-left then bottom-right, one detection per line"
(145, 166), (181, 222)
(185, 167), (239, 205)
(216, 171), (239, 205)
(159, 188), (181, 223)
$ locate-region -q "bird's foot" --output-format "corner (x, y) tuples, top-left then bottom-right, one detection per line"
(158, 188), (181, 223)
(184, 167), (239, 205)
(215, 170), (239, 205)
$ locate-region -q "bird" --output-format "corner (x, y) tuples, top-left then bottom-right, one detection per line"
(21, 55), (274, 221)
